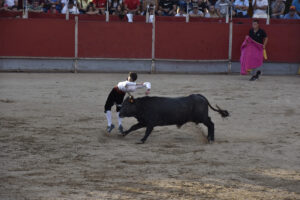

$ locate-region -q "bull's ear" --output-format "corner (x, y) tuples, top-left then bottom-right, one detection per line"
(129, 95), (135, 103)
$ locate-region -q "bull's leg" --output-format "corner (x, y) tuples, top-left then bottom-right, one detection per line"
(139, 126), (154, 144)
(123, 123), (144, 136)
(204, 117), (214, 143)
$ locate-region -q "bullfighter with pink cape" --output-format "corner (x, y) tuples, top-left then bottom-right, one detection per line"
(240, 35), (264, 75)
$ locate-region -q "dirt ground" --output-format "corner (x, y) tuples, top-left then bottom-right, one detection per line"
(0, 73), (300, 200)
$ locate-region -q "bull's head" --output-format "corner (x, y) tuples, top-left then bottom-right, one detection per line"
(119, 95), (137, 118)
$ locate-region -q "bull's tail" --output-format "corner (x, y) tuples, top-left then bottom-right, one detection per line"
(207, 102), (229, 118)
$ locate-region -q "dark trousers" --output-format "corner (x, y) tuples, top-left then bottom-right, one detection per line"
(104, 87), (125, 113)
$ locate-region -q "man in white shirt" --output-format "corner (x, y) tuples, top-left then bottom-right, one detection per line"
(252, 0), (268, 18)
(234, 0), (249, 18)
(61, 0), (79, 14)
(175, 6), (187, 17)
(189, 5), (204, 17)
(4, 0), (17, 8)
(104, 72), (151, 134)
(215, 0), (229, 17)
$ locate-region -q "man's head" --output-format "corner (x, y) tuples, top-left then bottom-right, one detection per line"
(252, 19), (259, 30)
(127, 72), (137, 82)
(119, 96), (137, 118)
(33, 0), (39, 7)
(50, 4), (56, 12)
(192, 5), (198, 14)
(68, 1), (74, 9)
(209, 5), (215, 12)
(289, 6), (296, 16)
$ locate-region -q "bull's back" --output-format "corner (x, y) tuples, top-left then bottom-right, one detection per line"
(137, 95), (207, 125)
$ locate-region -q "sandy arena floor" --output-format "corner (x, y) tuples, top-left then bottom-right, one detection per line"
(0, 73), (300, 200)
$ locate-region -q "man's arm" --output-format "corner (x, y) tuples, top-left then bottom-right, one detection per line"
(263, 37), (268, 49)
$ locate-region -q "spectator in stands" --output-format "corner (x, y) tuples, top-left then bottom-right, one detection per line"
(215, 0), (230, 17)
(158, 0), (177, 16)
(114, 4), (126, 18)
(0, 0), (6, 10)
(207, 0), (217, 5)
(78, 0), (92, 13)
(109, 0), (122, 14)
(252, 0), (268, 18)
(4, 0), (18, 9)
(29, 0), (43, 11)
(61, 0), (79, 13)
(234, 0), (249, 18)
(271, 0), (285, 18)
(124, 0), (140, 15)
(175, 6), (187, 16)
(141, 0), (157, 16)
(292, 0), (300, 14)
(93, 0), (107, 14)
(86, 2), (98, 13)
(189, 4), (204, 16)
(45, 0), (62, 13)
(284, 5), (300, 18)
(205, 4), (219, 17)
(197, 0), (208, 14)
(48, 3), (59, 12)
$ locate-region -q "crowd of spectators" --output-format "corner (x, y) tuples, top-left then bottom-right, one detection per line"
(0, 0), (299, 19)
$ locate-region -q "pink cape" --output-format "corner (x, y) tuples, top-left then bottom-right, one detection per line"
(240, 36), (264, 75)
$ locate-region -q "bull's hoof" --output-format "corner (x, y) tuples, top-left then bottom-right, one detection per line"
(122, 132), (129, 137)
(207, 136), (214, 144)
(208, 140), (214, 144)
(136, 140), (145, 144)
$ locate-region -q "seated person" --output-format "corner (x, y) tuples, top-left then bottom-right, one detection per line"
(86, 2), (98, 13)
(189, 4), (204, 16)
(114, 4), (126, 18)
(271, 0), (285, 18)
(28, 0), (43, 12)
(284, 5), (300, 18)
(252, 0), (268, 18)
(47, 3), (59, 13)
(93, 0), (107, 14)
(205, 4), (219, 17)
(292, 0), (300, 15)
(47, 0), (62, 13)
(78, 0), (92, 13)
(158, 0), (177, 16)
(140, 0), (157, 16)
(4, 0), (18, 9)
(109, 0), (122, 14)
(215, 0), (229, 17)
(175, 6), (187, 16)
(197, 0), (208, 13)
(61, 0), (79, 13)
(234, 0), (249, 18)
(124, 0), (140, 15)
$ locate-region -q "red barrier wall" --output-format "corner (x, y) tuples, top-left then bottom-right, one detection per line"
(232, 24), (300, 62)
(78, 21), (152, 58)
(0, 18), (74, 57)
(0, 17), (299, 63)
(155, 22), (229, 60)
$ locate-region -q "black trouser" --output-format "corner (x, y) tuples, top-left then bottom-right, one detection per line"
(104, 87), (125, 113)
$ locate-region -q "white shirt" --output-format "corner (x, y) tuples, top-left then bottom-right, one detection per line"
(175, 13), (187, 17)
(252, 0), (268, 16)
(61, 5), (79, 14)
(117, 81), (151, 93)
(234, 0), (249, 16)
(5, 0), (15, 7)
(189, 10), (203, 16)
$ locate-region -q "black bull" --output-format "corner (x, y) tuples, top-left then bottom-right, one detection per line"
(119, 94), (229, 144)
